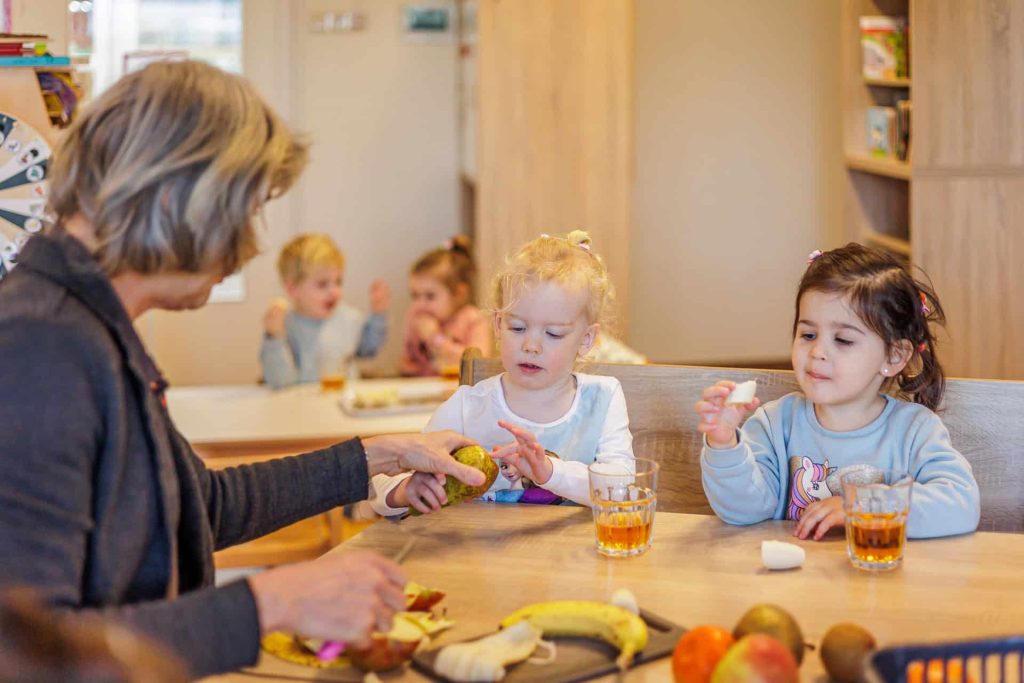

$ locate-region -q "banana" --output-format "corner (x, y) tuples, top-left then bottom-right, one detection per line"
(499, 600), (648, 670)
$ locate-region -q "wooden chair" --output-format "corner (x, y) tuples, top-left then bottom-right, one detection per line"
(459, 349), (1024, 533)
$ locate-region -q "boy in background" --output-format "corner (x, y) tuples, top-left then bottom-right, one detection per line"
(260, 234), (390, 388)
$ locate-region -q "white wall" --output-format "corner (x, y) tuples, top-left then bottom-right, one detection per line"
(140, 0), (459, 385)
(630, 1), (844, 365)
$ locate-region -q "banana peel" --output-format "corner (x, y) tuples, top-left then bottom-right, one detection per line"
(500, 600), (648, 670)
(261, 631), (351, 669)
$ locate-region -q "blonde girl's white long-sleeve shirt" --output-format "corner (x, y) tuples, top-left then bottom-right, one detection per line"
(370, 373), (635, 516)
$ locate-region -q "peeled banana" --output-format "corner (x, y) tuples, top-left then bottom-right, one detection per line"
(434, 621), (543, 681)
(499, 600), (648, 670)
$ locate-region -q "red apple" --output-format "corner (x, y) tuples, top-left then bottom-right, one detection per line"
(404, 581), (446, 611)
(710, 634), (799, 683)
(346, 614), (426, 672)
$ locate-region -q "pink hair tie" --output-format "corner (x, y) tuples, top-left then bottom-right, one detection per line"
(918, 342), (928, 353)
(919, 292), (931, 316)
(807, 249), (823, 264)
(576, 241), (592, 253)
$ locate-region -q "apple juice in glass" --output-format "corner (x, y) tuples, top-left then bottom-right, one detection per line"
(588, 459), (658, 557)
(841, 469), (912, 570)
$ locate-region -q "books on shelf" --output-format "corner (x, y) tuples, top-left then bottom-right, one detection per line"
(895, 99), (912, 162)
(860, 16), (908, 80)
(867, 106), (896, 158)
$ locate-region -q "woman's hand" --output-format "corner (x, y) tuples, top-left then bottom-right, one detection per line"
(249, 550), (407, 646)
(363, 431), (484, 487)
(794, 497), (845, 540)
(490, 421), (553, 485)
(694, 381), (760, 449)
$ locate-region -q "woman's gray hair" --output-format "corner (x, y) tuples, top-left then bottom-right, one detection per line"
(46, 59), (308, 276)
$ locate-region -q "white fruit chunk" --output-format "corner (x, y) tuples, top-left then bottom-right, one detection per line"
(726, 380), (757, 405)
(761, 540), (805, 570)
(610, 588), (639, 616)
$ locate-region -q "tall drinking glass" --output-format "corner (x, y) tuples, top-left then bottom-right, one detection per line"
(588, 459), (658, 558)
(841, 469), (913, 571)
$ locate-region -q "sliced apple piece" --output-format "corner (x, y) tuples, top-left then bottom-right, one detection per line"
(347, 614), (427, 672)
(404, 580), (446, 611)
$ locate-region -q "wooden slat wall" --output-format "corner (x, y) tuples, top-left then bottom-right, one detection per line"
(912, 0), (1024, 379)
(475, 0), (633, 316)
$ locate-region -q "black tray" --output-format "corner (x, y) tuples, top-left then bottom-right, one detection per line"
(412, 608), (685, 683)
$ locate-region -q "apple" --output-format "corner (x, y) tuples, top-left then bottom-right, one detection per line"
(404, 581), (446, 611)
(710, 634), (799, 683)
(346, 614), (427, 672)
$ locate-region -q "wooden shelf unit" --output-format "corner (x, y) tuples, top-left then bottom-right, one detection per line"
(845, 153), (911, 180)
(843, 0), (1024, 379)
(841, 0), (911, 258)
(863, 76), (911, 88)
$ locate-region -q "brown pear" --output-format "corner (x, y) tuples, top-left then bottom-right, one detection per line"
(732, 604), (806, 665)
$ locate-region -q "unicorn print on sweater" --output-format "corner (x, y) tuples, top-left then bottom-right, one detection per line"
(787, 456), (837, 521)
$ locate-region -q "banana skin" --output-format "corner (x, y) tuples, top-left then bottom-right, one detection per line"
(499, 600), (649, 670)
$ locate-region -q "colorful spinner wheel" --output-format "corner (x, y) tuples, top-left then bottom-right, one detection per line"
(0, 113), (52, 280)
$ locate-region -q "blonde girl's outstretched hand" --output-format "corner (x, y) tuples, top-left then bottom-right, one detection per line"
(491, 420), (553, 485)
(695, 381), (761, 449)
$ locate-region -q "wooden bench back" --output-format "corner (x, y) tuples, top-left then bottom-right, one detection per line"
(460, 350), (1024, 532)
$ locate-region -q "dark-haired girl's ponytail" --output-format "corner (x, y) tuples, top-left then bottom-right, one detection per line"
(898, 285), (947, 411)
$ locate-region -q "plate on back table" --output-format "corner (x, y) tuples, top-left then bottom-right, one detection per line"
(412, 608), (685, 683)
(338, 383), (455, 417)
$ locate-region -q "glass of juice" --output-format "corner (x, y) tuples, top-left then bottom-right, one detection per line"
(318, 353), (349, 392)
(588, 459), (658, 558)
(841, 468), (913, 571)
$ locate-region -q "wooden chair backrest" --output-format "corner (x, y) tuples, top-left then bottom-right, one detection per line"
(459, 350), (1024, 533)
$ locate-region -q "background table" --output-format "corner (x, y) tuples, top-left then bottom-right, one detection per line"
(210, 504), (1024, 681)
(168, 378), (453, 566)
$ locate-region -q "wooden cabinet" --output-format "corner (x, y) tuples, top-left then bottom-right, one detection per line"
(474, 0), (633, 313)
(842, 0), (1024, 379)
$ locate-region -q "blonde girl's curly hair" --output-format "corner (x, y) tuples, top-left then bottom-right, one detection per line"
(492, 230), (615, 327)
(47, 59), (308, 277)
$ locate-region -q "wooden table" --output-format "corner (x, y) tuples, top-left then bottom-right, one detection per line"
(209, 504), (1024, 682)
(168, 378), (455, 458)
(167, 378), (454, 566)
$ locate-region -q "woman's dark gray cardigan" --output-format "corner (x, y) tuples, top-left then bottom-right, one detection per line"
(0, 231), (372, 677)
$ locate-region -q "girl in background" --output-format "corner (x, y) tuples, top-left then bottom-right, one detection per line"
(400, 236), (492, 377)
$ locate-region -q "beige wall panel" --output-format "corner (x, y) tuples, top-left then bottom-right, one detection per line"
(914, 177), (1024, 380)
(476, 0), (632, 320)
(11, 0), (68, 53)
(913, 0), (1024, 170)
(631, 1), (843, 364)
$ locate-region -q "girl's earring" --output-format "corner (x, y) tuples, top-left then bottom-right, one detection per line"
(882, 368), (889, 375)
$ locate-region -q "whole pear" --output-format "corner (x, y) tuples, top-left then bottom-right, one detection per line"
(820, 623), (876, 683)
(732, 604), (805, 664)
(444, 445), (498, 503)
(710, 634), (798, 683)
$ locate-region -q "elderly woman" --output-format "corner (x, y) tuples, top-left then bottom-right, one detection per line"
(0, 61), (484, 677)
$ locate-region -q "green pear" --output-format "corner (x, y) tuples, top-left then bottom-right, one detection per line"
(409, 446), (498, 515)
(444, 445), (498, 504)
(732, 604), (806, 665)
